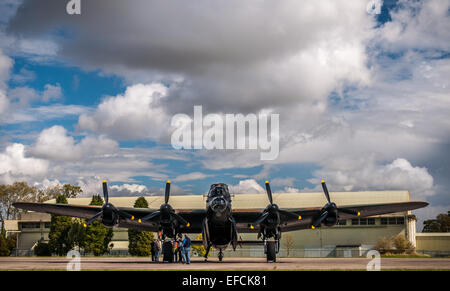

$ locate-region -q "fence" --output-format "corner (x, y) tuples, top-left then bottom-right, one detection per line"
(10, 248), (450, 258)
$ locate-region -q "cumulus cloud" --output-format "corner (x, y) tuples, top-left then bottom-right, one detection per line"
(110, 183), (149, 196)
(0, 143), (49, 184)
(78, 83), (170, 140)
(308, 157), (435, 200)
(31, 125), (118, 161)
(229, 179), (265, 194)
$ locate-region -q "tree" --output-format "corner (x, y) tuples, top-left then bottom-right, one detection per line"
(67, 218), (86, 252)
(0, 228), (16, 256)
(128, 197), (154, 256)
(83, 195), (113, 256)
(422, 210), (450, 232)
(62, 184), (82, 198)
(0, 182), (41, 222)
(48, 194), (74, 256)
(282, 233), (295, 256)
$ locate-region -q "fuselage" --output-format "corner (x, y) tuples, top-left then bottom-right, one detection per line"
(205, 183), (234, 249)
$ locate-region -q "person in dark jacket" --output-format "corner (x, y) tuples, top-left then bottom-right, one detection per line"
(182, 235), (191, 264)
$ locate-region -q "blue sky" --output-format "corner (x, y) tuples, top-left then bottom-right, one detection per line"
(0, 0), (449, 225)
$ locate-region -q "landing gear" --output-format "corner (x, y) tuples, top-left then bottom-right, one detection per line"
(264, 240), (278, 263)
(218, 249), (224, 262)
(204, 244), (211, 261)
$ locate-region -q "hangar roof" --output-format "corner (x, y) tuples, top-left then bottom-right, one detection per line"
(46, 190), (411, 210)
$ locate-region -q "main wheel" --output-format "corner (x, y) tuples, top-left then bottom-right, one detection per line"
(266, 241), (276, 262)
(218, 251), (223, 262)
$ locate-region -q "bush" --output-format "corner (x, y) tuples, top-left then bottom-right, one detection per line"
(375, 237), (391, 252)
(392, 234), (414, 253)
(34, 242), (51, 256)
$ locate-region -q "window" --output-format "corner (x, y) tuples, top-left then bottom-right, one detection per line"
(337, 220), (347, 226)
(381, 218), (388, 225)
(44, 222), (51, 229)
(396, 217), (405, 225)
(351, 219), (359, 225)
(388, 217), (397, 225)
(359, 218), (367, 225)
(20, 222), (41, 229)
(368, 218), (375, 225)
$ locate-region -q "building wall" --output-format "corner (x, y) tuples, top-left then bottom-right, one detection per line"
(416, 233), (450, 252)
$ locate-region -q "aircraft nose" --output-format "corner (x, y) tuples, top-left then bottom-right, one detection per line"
(211, 197), (226, 212)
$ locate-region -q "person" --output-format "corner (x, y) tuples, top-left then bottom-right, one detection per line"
(177, 237), (185, 263)
(173, 240), (178, 262)
(150, 240), (156, 261)
(154, 238), (162, 262)
(182, 234), (191, 264)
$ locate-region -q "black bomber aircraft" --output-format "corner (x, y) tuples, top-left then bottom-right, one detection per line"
(13, 180), (428, 262)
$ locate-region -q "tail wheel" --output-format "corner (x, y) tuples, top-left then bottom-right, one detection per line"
(266, 241), (276, 262)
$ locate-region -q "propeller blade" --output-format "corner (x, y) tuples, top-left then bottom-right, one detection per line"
(165, 180), (171, 204)
(338, 208), (360, 216)
(312, 210), (328, 229)
(117, 209), (136, 220)
(265, 181), (273, 205)
(250, 211), (270, 228)
(279, 209), (302, 220)
(141, 211), (161, 222)
(102, 180), (109, 204)
(171, 212), (190, 227)
(321, 180), (331, 204)
(84, 211), (103, 227)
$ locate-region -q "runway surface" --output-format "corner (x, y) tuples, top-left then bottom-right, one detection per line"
(0, 257), (449, 270)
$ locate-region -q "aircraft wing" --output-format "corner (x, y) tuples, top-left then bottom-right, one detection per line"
(13, 202), (207, 233)
(232, 201), (428, 233)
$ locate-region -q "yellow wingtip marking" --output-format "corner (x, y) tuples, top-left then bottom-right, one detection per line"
(311, 225), (315, 229)
(166, 180), (171, 184)
(83, 223), (87, 228)
(298, 216), (302, 220)
(131, 216), (134, 220)
(102, 180), (107, 183)
(187, 223), (190, 227)
(265, 180), (269, 184)
(357, 212), (360, 216)
(250, 225), (254, 229)
(321, 180), (325, 183)
(138, 219), (142, 223)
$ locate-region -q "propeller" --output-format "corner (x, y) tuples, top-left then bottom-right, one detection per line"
(83, 180), (136, 227)
(249, 181), (302, 229)
(311, 180), (360, 229)
(141, 180), (190, 228)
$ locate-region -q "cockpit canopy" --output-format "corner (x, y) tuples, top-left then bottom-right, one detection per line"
(208, 183), (231, 199)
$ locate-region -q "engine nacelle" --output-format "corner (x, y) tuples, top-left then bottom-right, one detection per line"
(101, 204), (119, 227)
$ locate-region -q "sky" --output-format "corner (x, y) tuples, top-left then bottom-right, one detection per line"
(0, 0), (449, 229)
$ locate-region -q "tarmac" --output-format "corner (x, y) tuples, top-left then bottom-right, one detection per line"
(0, 256), (449, 270)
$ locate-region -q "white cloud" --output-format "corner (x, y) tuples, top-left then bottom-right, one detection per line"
(308, 157), (435, 200)
(174, 172), (213, 182)
(0, 143), (49, 184)
(41, 83), (62, 102)
(110, 183), (149, 196)
(78, 83), (170, 140)
(229, 179), (265, 194)
(31, 125), (118, 161)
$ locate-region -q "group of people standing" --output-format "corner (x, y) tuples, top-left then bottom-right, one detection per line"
(150, 234), (191, 264)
